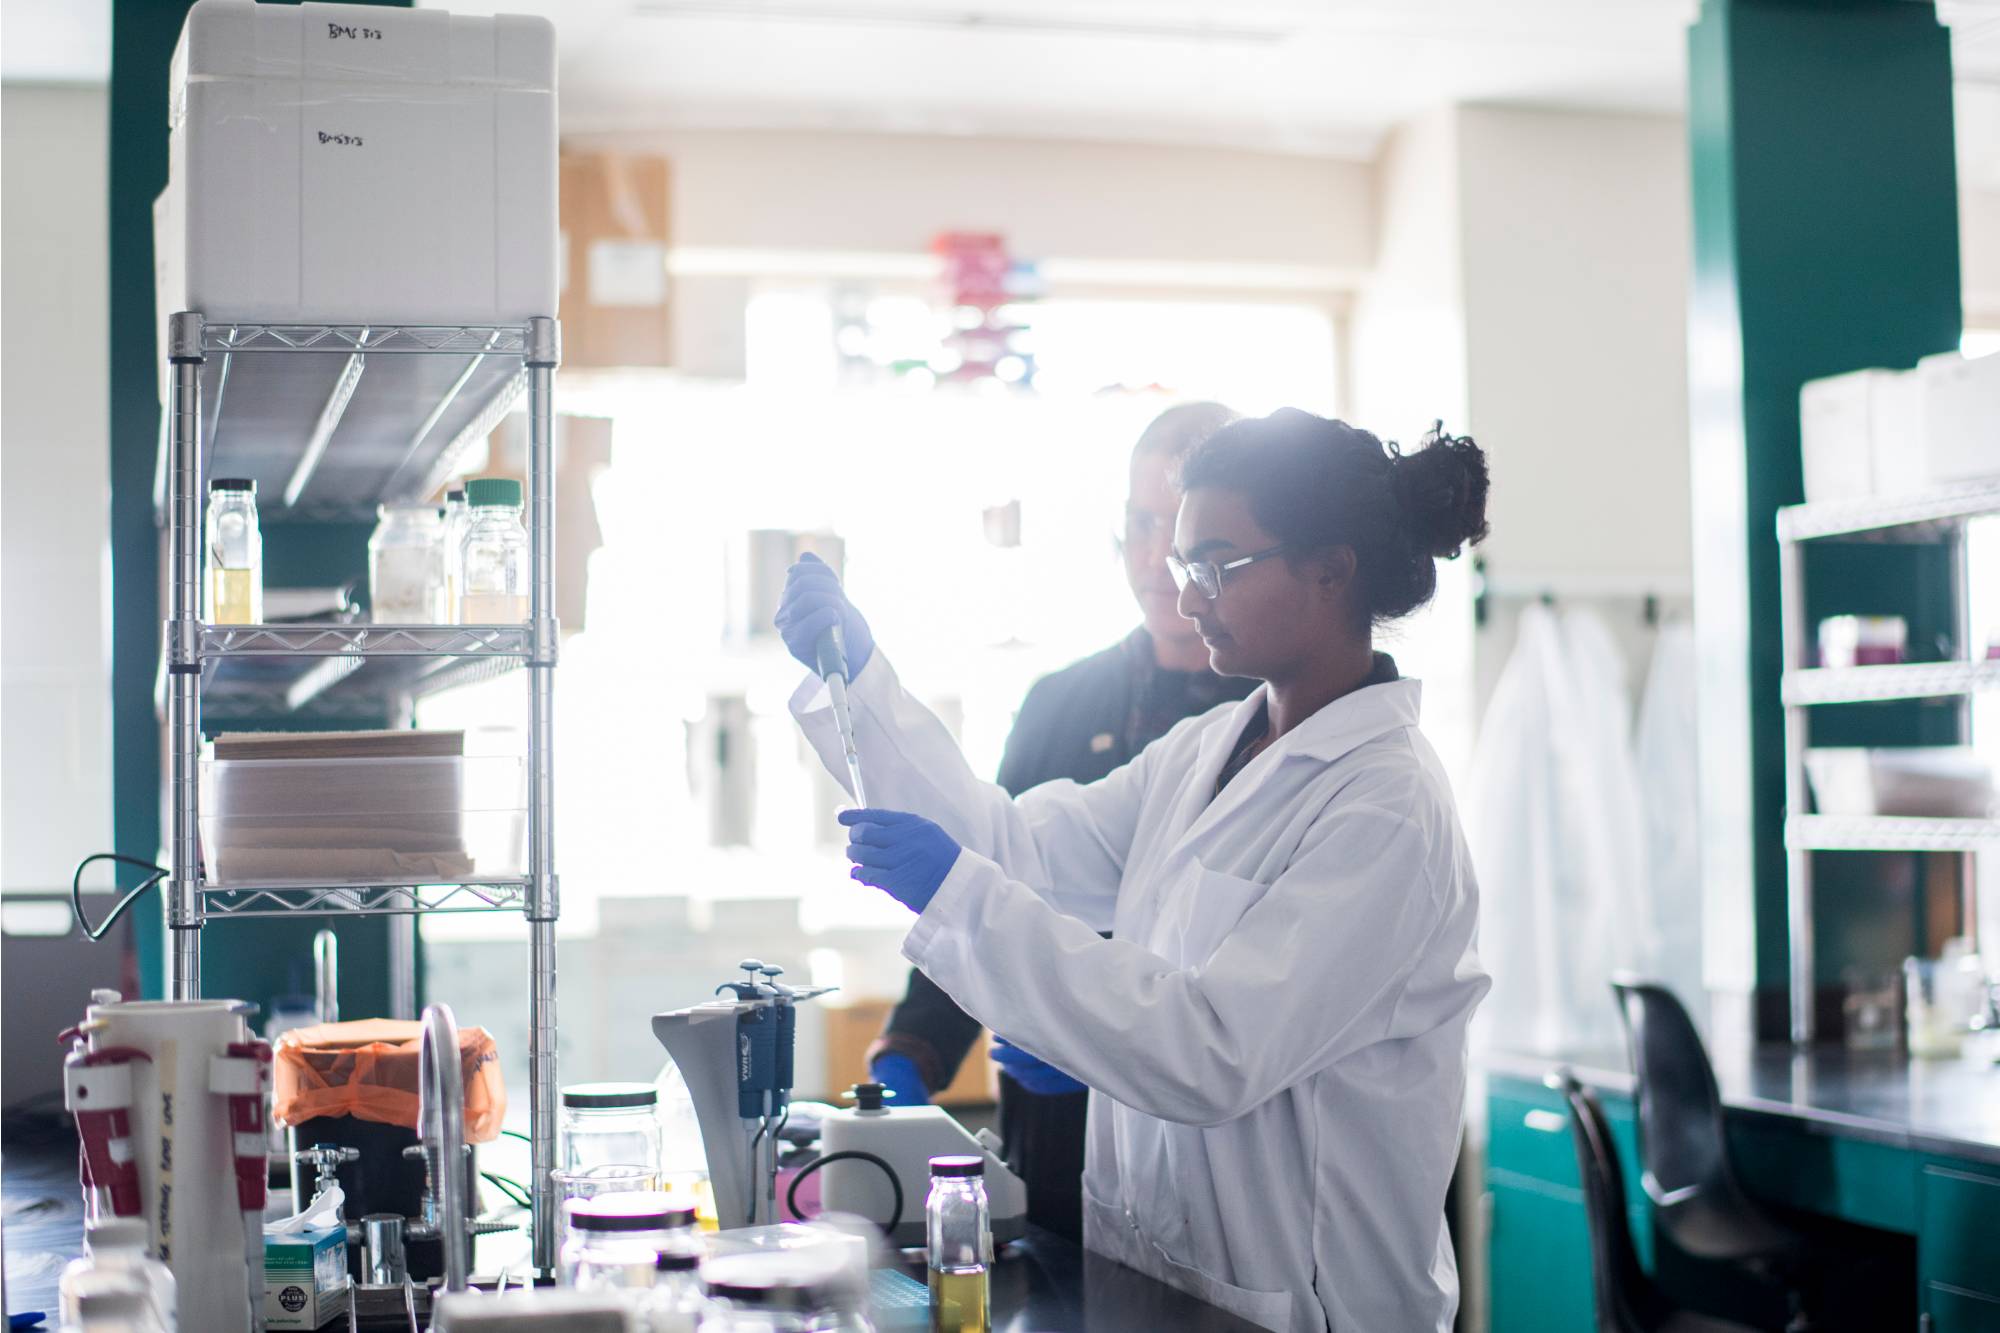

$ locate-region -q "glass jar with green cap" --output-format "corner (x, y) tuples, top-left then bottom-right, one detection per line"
(459, 477), (529, 624)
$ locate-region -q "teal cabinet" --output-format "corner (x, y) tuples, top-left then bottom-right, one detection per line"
(1487, 1076), (1653, 1333)
(1921, 1159), (2000, 1329)
(1489, 1176), (1595, 1333)
(1927, 1284), (2000, 1333)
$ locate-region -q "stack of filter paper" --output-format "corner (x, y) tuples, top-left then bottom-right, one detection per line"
(201, 730), (479, 885)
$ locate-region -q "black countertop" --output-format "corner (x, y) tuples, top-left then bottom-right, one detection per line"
(1, 1124), (1261, 1332)
(898, 1228), (1267, 1333)
(1484, 1039), (2000, 1166)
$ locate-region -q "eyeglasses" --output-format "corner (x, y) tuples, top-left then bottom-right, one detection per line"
(1166, 545), (1288, 600)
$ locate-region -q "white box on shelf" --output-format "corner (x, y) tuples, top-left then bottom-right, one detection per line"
(1805, 746), (1995, 819)
(1918, 351), (2000, 486)
(156, 0), (557, 327)
(1798, 367), (1925, 502)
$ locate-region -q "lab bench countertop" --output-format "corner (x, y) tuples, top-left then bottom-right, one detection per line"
(1, 1125), (1266, 1332)
(896, 1227), (1270, 1333)
(1484, 1038), (2000, 1166)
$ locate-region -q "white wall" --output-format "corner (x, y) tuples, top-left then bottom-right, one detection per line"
(1458, 105), (1692, 587)
(2, 83), (113, 892)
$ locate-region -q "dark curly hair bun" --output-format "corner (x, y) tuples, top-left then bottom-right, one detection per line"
(1393, 425), (1490, 561)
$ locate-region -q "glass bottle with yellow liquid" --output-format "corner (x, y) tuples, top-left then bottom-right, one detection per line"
(205, 478), (263, 624)
(926, 1156), (991, 1333)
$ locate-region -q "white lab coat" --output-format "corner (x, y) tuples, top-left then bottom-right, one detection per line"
(793, 654), (1489, 1332)
(1465, 605), (1649, 1053)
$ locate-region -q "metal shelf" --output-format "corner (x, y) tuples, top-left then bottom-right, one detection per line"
(1781, 659), (2000, 705)
(1775, 478), (2000, 543)
(199, 880), (530, 920)
(1786, 815), (2000, 853)
(184, 624), (532, 719)
(200, 623), (532, 658)
(154, 318), (530, 524)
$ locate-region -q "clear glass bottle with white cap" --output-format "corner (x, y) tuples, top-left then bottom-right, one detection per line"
(459, 477), (530, 623)
(368, 502), (446, 624)
(59, 1218), (177, 1331)
(562, 1192), (700, 1292)
(439, 487), (470, 623)
(205, 478), (263, 624)
(925, 1155), (990, 1333)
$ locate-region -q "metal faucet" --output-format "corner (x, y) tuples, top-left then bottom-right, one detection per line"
(314, 929), (339, 1025)
(417, 1001), (471, 1294)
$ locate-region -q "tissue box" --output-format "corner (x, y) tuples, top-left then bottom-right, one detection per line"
(264, 1224), (348, 1330)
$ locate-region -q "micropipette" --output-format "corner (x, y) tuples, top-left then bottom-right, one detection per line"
(815, 625), (869, 808)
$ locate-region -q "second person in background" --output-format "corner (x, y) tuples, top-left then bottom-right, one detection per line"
(865, 401), (1255, 1243)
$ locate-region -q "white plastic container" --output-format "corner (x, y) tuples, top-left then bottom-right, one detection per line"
(60, 1221), (179, 1332)
(65, 1000), (261, 1333)
(157, 0), (556, 326)
(1805, 747), (1996, 818)
(1798, 367), (1926, 502)
(1918, 350), (2000, 486)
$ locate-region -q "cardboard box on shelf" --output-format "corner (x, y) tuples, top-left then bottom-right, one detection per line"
(820, 998), (996, 1108)
(560, 150), (672, 369)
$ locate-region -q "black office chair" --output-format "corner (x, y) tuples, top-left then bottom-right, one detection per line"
(1609, 979), (1815, 1331)
(1558, 1070), (1760, 1333)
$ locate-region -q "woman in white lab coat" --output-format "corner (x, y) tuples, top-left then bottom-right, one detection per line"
(776, 410), (1492, 1333)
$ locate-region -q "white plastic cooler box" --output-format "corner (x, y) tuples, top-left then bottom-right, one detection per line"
(157, 0), (557, 327)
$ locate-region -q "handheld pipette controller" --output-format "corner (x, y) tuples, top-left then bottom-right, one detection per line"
(815, 626), (869, 808)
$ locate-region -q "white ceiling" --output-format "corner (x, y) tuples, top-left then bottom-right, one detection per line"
(2, 0), (1995, 183)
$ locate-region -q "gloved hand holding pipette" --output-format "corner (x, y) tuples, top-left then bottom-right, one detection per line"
(776, 553), (876, 805)
(774, 553), (874, 677)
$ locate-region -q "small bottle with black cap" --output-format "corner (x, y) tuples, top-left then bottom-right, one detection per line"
(563, 1081), (664, 1179)
(699, 1248), (865, 1332)
(925, 1155), (990, 1333)
(643, 1248), (706, 1332)
(561, 1190), (700, 1293)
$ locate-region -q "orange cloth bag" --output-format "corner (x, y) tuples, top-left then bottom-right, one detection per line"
(273, 1019), (506, 1143)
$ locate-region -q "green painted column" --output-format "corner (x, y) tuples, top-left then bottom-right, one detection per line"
(109, 0), (410, 1010)
(1686, 0), (1961, 1037)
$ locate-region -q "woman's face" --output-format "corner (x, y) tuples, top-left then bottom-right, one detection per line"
(1171, 487), (1353, 680)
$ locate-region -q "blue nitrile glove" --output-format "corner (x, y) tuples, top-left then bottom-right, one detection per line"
(773, 552), (875, 677)
(838, 809), (960, 914)
(991, 1037), (1088, 1096)
(869, 1051), (931, 1107)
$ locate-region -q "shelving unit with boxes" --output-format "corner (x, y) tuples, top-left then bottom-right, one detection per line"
(1776, 477), (2000, 1044)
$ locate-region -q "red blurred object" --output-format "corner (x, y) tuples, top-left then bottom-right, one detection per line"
(64, 1045), (152, 1218)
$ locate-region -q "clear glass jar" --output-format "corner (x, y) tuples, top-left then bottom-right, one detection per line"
(205, 478), (263, 624)
(459, 477), (529, 623)
(658, 1056), (717, 1230)
(563, 1083), (664, 1176)
(369, 502), (445, 624)
(646, 1250), (709, 1333)
(439, 488), (470, 625)
(699, 1250), (868, 1333)
(925, 1156), (989, 1333)
(562, 1191), (700, 1292)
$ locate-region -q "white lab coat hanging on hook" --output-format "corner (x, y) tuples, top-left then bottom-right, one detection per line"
(1465, 603), (1649, 1054)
